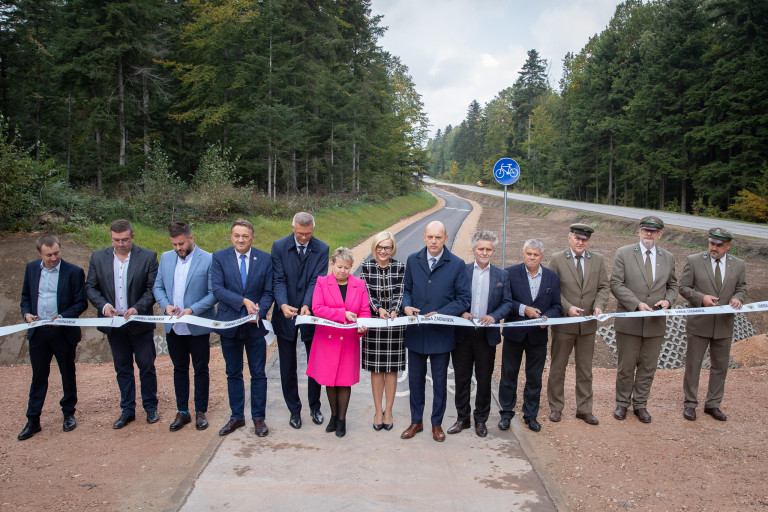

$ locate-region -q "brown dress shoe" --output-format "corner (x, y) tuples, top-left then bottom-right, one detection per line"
(704, 407), (727, 421)
(575, 412), (599, 425)
(613, 406), (627, 420)
(634, 408), (652, 423)
(254, 418), (269, 437)
(400, 423), (423, 439)
(218, 418), (246, 436)
(549, 410), (562, 422)
(432, 425), (445, 442)
(446, 419), (471, 434)
(196, 412), (209, 430)
(475, 422), (488, 437)
(683, 407), (696, 421)
(170, 412), (192, 432)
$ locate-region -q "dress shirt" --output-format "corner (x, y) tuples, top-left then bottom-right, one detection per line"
(471, 262), (490, 318)
(428, 250), (444, 267)
(112, 251), (130, 314)
(518, 265), (543, 316)
(236, 248), (251, 275)
(37, 261), (60, 319)
(172, 246), (195, 335)
(640, 243), (657, 281)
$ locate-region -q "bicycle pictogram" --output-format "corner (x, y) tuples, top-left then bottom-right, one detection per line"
(494, 162), (519, 179)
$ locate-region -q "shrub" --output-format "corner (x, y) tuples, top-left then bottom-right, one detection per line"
(190, 143), (251, 220)
(728, 189), (768, 223)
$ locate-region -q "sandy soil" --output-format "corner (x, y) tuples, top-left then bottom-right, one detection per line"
(0, 187), (766, 511)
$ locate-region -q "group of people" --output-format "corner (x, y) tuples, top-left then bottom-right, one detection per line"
(17, 212), (747, 444)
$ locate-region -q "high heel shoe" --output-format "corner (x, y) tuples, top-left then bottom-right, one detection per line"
(335, 419), (346, 438)
(325, 415), (338, 433)
(373, 413), (384, 431)
(382, 410), (393, 431)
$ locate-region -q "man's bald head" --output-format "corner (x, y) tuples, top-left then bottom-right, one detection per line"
(423, 221), (448, 257)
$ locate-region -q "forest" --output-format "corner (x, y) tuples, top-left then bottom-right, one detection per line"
(426, 0), (768, 223)
(0, 0), (430, 229)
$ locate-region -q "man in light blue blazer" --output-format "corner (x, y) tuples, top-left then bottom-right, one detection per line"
(154, 222), (216, 432)
(212, 219), (274, 438)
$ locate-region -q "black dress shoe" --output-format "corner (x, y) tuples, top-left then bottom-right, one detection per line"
(704, 407), (727, 421)
(113, 413), (136, 429)
(475, 422), (488, 437)
(63, 414), (77, 432)
(196, 412), (209, 431)
(498, 417), (511, 431)
(575, 412), (599, 425)
(146, 410), (160, 424)
(683, 407), (697, 421)
(326, 415), (338, 433)
(525, 417), (542, 432)
(311, 410), (324, 425)
(613, 406), (627, 420)
(447, 419), (471, 434)
(218, 418), (246, 436)
(18, 420), (41, 441)
(170, 412), (192, 431)
(373, 417), (384, 431)
(289, 413), (302, 429)
(382, 422), (393, 431)
(335, 419), (346, 438)
(254, 419), (269, 437)
(634, 408), (652, 423)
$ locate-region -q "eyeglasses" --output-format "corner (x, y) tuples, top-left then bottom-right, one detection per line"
(375, 245), (393, 253)
(111, 238), (132, 245)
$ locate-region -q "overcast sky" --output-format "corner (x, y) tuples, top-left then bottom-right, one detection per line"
(369, 0), (621, 137)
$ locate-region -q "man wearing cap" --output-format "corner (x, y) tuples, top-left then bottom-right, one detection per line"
(610, 216), (679, 423)
(679, 228), (746, 422)
(547, 224), (610, 426)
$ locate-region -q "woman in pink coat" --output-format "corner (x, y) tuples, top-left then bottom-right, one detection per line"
(307, 247), (371, 437)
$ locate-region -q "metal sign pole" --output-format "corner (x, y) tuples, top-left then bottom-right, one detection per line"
(502, 184), (508, 268)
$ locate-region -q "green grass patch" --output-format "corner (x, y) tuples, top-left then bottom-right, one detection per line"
(74, 191), (436, 257)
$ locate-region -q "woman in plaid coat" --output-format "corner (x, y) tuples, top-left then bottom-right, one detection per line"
(359, 232), (406, 431)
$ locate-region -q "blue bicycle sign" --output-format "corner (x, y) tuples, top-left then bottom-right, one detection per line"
(493, 158), (520, 186)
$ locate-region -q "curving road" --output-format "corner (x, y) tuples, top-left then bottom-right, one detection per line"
(428, 179), (768, 240)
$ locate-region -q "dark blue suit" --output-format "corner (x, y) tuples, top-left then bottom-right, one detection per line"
(20, 259), (87, 419)
(403, 248), (471, 425)
(452, 263), (512, 423)
(499, 264), (562, 422)
(271, 234), (329, 415)
(212, 247), (273, 421)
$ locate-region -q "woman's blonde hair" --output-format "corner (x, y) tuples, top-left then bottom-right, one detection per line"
(331, 247), (354, 263)
(370, 231), (397, 258)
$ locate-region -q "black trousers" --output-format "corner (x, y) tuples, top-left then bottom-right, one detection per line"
(107, 328), (158, 414)
(26, 326), (77, 419)
(498, 335), (547, 421)
(166, 331), (210, 413)
(277, 334), (321, 415)
(451, 330), (496, 423)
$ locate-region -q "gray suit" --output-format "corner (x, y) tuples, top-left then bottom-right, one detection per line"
(679, 252), (747, 409)
(610, 243), (678, 409)
(548, 249), (609, 414)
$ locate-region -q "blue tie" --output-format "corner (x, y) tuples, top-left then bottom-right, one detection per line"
(430, 257), (437, 271)
(240, 254), (248, 289)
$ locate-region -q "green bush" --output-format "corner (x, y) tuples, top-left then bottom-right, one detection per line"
(190, 143), (251, 220)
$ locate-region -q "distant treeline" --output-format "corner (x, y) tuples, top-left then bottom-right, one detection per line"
(0, 0), (429, 199)
(427, 0), (768, 222)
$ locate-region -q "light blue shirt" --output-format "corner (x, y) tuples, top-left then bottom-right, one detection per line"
(518, 265), (542, 317)
(37, 261), (60, 319)
(172, 246), (195, 335)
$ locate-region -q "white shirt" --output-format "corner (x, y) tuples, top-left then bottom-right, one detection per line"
(519, 265), (542, 316)
(640, 243), (657, 281)
(471, 262), (490, 318)
(172, 246), (195, 335)
(112, 251), (130, 315)
(37, 261), (60, 319)
(236, 248), (251, 275)
(427, 249), (444, 269)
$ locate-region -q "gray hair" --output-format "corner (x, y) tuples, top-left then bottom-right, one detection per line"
(331, 247), (354, 264)
(523, 238), (544, 252)
(292, 212), (315, 228)
(471, 230), (498, 249)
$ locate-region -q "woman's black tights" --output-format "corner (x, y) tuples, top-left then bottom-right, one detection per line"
(326, 386), (351, 420)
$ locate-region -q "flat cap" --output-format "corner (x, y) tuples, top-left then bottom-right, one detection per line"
(639, 215), (664, 231)
(570, 223), (594, 240)
(708, 227), (733, 245)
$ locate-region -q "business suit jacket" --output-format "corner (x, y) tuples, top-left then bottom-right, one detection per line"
(549, 249), (610, 335)
(402, 247), (472, 354)
(271, 234), (329, 340)
(306, 274), (371, 386)
(610, 243), (678, 337)
(458, 263), (513, 346)
(154, 246), (217, 336)
(679, 252), (747, 339)
(20, 259), (88, 344)
(502, 264), (562, 343)
(211, 246), (273, 339)
(85, 245), (158, 335)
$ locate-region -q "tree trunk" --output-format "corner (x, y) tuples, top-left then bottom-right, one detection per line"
(330, 125), (334, 192)
(66, 95), (72, 185)
(117, 56), (126, 167)
(659, 174), (666, 210)
(95, 129), (103, 191)
(681, 172), (687, 213)
(143, 73), (149, 172)
(267, 151), (272, 200)
(605, 133), (614, 205)
(290, 150), (297, 193)
(594, 141), (599, 204)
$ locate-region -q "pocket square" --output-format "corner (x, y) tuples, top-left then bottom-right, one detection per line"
(495, 282), (504, 287)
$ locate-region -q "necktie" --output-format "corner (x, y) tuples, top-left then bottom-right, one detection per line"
(714, 259), (722, 294)
(240, 254), (248, 289)
(645, 250), (653, 284)
(429, 257), (436, 271)
(575, 255), (583, 286)
(299, 245), (306, 261)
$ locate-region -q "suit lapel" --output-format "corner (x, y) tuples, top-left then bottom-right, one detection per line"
(582, 253), (593, 290)
(564, 251), (580, 289)
(184, 249), (201, 291)
(246, 247), (259, 290)
(30, 261), (42, 314)
(228, 247), (245, 293)
(126, 246), (138, 292)
(633, 248), (651, 287)
(56, 261), (66, 307)
(103, 250), (116, 302)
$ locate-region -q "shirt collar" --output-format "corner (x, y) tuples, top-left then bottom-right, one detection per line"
(178, 245), (196, 263)
(40, 260), (61, 272)
(527, 265), (542, 278)
(473, 261), (490, 272)
(639, 242), (656, 253)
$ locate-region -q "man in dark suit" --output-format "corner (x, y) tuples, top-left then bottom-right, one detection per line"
(447, 230), (512, 438)
(271, 212), (329, 429)
(85, 219), (159, 429)
(679, 227), (747, 422)
(18, 235), (88, 440)
(153, 222), (217, 432)
(499, 239), (562, 433)
(212, 219), (274, 437)
(401, 220), (472, 442)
